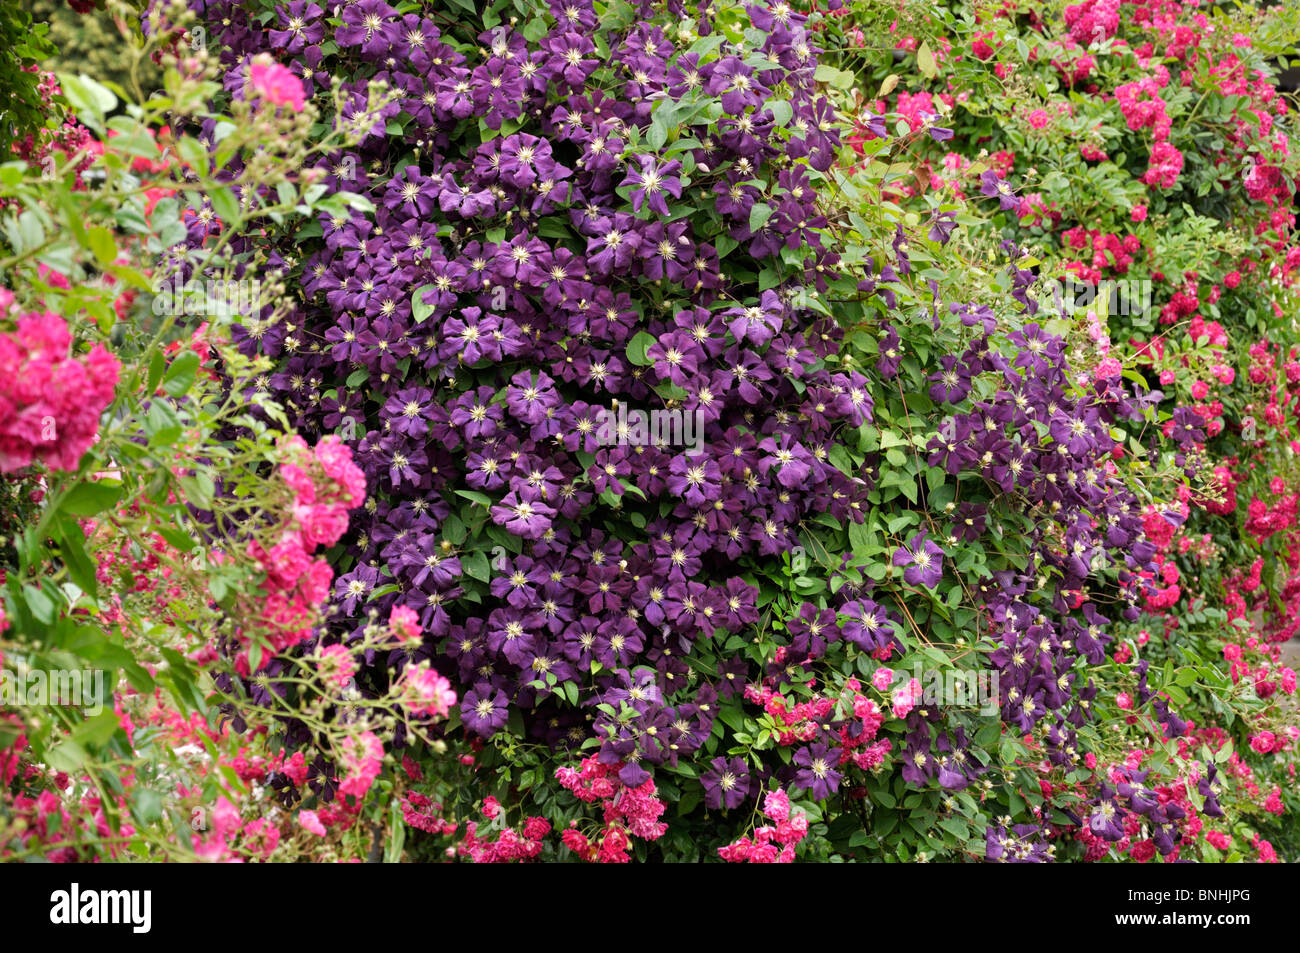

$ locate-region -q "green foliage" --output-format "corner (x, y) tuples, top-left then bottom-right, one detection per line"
(0, 6), (58, 153)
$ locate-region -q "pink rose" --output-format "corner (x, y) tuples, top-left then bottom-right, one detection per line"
(389, 604), (422, 641)
(891, 679), (921, 719)
(281, 463), (316, 504)
(319, 643), (356, 688)
(263, 537), (312, 590)
(301, 559), (334, 605)
(295, 502), (348, 548)
(1249, 731), (1276, 754)
(249, 60), (306, 112)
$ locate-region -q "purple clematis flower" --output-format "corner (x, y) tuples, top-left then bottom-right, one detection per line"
(757, 433), (813, 488)
(979, 169), (1019, 211)
(726, 289), (784, 346)
(700, 756), (751, 809)
(461, 684), (510, 737)
(893, 532), (945, 588)
(839, 599), (896, 651)
(793, 743), (841, 800)
(490, 487), (556, 540)
(334, 0), (398, 58)
(623, 155), (683, 216)
(270, 1), (325, 54)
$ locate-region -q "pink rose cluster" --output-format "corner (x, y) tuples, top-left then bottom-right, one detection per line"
(389, 607), (456, 719)
(397, 662), (458, 720)
(337, 730), (384, 799)
(1113, 72), (1186, 190)
(238, 435), (365, 673)
(1063, 0), (1120, 45)
(190, 796), (280, 861)
(455, 799), (553, 862)
(248, 58), (306, 113)
(891, 676), (924, 719)
(0, 307), (120, 474)
(718, 789), (809, 863)
(554, 755), (667, 862)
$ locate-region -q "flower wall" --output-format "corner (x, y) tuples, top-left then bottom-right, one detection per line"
(1, 0), (1296, 863)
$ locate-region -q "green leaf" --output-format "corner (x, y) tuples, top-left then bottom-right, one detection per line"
(848, 519), (876, 554)
(23, 583), (57, 624)
(411, 284), (438, 323)
(464, 550), (491, 583)
(939, 817), (968, 839)
(162, 351), (201, 397)
(120, 657), (155, 694)
(145, 400), (182, 447)
(57, 73), (117, 131)
(749, 202), (772, 234)
(520, 15), (548, 43)
(54, 518), (98, 600)
(60, 480), (123, 517)
(180, 473), (216, 509)
(688, 33), (726, 58)
(46, 740), (89, 773)
(626, 331), (658, 366)
(917, 43), (938, 79)
(813, 64), (855, 90)
(131, 789), (164, 827)
(562, 680), (580, 705)
(73, 709), (125, 748)
(975, 719), (1001, 748)
(86, 225), (117, 266)
(208, 186), (240, 224)
(155, 525), (198, 553)
(106, 264), (155, 293)
(648, 115), (669, 151)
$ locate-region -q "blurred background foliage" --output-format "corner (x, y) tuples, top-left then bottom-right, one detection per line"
(30, 1), (163, 98)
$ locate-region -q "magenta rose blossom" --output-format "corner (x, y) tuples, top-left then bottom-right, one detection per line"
(249, 59), (307, 112)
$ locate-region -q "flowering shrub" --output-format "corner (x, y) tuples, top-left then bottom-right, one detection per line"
(179, 0), (887, 858)
(819, 0), (1300, 859)
(31, 0), (165, 97)
(3, 0), (1295, 863)
(0, 16), (464, 862)
(164, 0), (1283, 865)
